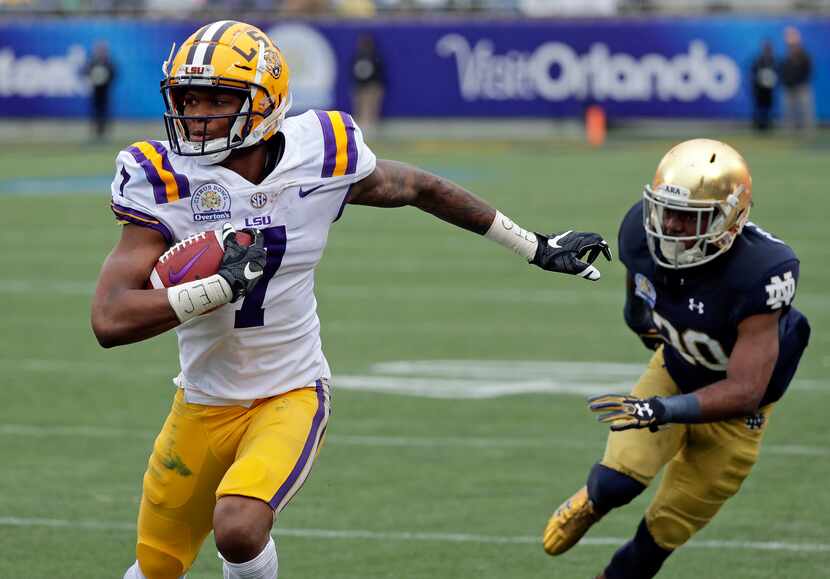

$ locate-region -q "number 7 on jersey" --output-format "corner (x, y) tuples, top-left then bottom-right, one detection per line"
(234, 225), (287, 329)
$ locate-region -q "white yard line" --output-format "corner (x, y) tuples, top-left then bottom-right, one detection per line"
(1, 423), (827, 457)
(1, 358), (827, 394)
(0, 516), (826, 553)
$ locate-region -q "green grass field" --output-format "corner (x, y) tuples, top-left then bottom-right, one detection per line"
(0, 132), (827, 578)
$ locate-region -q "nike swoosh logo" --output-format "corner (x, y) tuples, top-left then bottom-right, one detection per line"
(168, 246), (209, 285)
(299, 184), (324, 198)
(243, 262), (263, 281)
(549, 230), (572, 249)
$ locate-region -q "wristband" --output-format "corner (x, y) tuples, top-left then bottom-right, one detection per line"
(658, 393), (702, 424)
(167, 274), (232, 323)
(484, 210), (538, 261)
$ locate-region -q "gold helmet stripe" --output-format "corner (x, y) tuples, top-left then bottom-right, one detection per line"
(188, 20), (236, 66)
(203, 21), (242, 66)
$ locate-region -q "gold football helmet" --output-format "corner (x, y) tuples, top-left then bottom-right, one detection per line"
(160, 21), (291, 165)
(643, 139), (752, 269)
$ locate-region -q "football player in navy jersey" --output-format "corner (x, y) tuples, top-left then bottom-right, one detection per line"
(541, 139), (810, 579)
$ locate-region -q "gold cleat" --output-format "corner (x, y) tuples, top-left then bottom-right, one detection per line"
(543, 486), (601, 556)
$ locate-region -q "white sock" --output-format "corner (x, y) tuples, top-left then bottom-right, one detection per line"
(123, 560), (187, 579)
(222, 536), (278, 579)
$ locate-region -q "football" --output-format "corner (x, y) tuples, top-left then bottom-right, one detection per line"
(148, 229), (252, 289)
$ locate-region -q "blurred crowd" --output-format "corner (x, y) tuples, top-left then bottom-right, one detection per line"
(2, 0), (830, 17)
(751, 26), (815, 135)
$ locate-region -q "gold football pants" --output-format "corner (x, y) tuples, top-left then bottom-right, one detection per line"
(135, 382), (330, 579)
(601, 348), (773, 550)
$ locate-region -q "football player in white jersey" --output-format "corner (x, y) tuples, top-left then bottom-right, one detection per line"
(91, 21), (611, 579)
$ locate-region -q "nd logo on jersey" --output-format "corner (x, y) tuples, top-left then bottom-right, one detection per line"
(191, 183), (232, 222)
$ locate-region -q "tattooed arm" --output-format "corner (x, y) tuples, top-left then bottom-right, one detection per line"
(347, 159), (495, 234)
(347, 159), (612, 280)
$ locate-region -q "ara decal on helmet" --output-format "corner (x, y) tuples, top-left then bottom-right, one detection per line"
(160, 20), (292, 166)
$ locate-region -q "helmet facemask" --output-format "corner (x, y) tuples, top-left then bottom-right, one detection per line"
(643, 183), (747, 269)
(161, 77), (288, 165)
(162, 82), (254, 164)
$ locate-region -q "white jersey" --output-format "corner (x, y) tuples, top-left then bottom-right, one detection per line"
(109, 110), (376, 404)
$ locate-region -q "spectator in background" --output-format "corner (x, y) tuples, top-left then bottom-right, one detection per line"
(84, 42), (116, 141)
(751, 40), (776, 132)
(779, 26), (815, 137)
(350, 33), (386, 138)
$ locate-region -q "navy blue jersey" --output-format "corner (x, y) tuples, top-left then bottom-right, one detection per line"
(619, 201), (810, 405)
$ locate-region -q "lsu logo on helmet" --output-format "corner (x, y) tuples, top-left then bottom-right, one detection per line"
(160, 21), (292, 165)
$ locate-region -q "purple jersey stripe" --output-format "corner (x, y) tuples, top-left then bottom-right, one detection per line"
(315, 110), (337, 178)
(110, 202), (173, 244)
(147, 140), (191, 199)
(268, 380), (327, 510)
(126, 145), (169, 205)
(341, 112), (358, 176)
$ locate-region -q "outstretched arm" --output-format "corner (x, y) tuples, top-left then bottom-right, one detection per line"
(348, 159), (611, 279)
(348, 159), (495, 233)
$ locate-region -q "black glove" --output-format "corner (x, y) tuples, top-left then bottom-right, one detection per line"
(217, 224), (267, 303)
(531, 231), (612, 281)
(588, 394), (667, 432)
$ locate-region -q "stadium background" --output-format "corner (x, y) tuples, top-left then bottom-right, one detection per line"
(1, 1), (828, 578)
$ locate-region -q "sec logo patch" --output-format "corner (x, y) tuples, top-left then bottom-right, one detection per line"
(250, 192), (268, 209)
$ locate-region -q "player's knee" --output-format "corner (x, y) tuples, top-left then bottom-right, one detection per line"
(587, 463), (646, 514)
(136, 543), (186, 579)
(214, 496), (273, 563)
(648, 513), (695, 551)
(648, 493), (720, 550)
(604, 519), (672, 579)
(648, 481), (730, 549)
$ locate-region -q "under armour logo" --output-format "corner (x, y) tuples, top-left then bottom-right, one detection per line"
(765, 271), (795, 310)
(634, 402), (653, 418)
(745, 413), (765, 430)
(688, 298), (704, 314)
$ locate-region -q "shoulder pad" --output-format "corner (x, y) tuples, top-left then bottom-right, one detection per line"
(311, 110), (361, 179)
(728, 223), (799, 291)
(119, 140), (192, 206)
(280, 110), (375, 185)
(618, 200), (648, 269)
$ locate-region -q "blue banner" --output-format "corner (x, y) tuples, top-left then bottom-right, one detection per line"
(0, 18), (827, 120)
